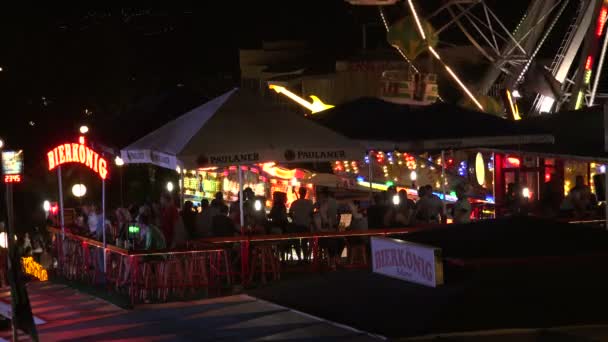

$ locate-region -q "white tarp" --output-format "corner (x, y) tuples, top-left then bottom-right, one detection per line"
(121, 88), (364, 169)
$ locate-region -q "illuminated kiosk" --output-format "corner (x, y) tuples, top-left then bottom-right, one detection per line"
(47, 136), (110, 271)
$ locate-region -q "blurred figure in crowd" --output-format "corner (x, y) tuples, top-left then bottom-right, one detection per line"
(160, 193), (178, 247)
(195, 199), (213, 238)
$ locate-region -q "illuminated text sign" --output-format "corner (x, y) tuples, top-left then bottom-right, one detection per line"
(47, 141), (108, 179)
(371, 237), (443, 288)
(2, 150), (24, 184)
(4, 175), (21, 183)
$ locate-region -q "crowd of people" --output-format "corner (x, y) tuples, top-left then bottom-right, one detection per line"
(62, 181), (471, 256)
(507, 174), (602, 219)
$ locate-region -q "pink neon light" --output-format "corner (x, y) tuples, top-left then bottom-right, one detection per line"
(586, 56), (593, 71)
(597, 7), (608, 37)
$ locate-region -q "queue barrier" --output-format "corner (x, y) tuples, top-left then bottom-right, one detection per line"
(48, 225), (437, 301)
(48, 227), (232, 304)
(48, 218), (604, 303)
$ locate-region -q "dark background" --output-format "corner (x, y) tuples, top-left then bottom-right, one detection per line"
(0, 2), (594, 230)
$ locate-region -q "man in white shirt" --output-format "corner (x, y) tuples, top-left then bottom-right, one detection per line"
(415, 185), (445, 224)
(290, 187), (314, 232)
(453, 185), (472, 224)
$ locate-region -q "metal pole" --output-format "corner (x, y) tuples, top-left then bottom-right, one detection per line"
(591, 17), (608, 105)
(57, 166), (65, 239)
(492, 152), (496, 218)
(238, 165), (245, 228)
(441, 150), (447, 221)
(102, 179), (106, 273)
(368, 151), (373, 200)
(120, 167), (124, 207)
(179, 169), (184, 206)
(604, 102), (608, 229)
(5, 182), (16, 342)
(238, 165), (246, 285)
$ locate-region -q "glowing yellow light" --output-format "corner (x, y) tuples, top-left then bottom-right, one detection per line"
(575, 91), (584, 109)
(268, 85), (334, 113)
(475, 152), (485, 186)
(407, 0), (426, 40)
(506, 90), (521, 120)
(428, 46), (441, 60)
(406, 0), (483, 111)
(445, 66), (484, 111)
(22, 257), (48, 281)
(261, 162), (298, 179)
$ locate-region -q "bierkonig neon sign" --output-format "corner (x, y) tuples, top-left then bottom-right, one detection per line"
(46, 137), (109, 179)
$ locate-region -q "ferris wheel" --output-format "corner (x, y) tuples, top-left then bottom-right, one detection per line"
(345, 0), (608, 117)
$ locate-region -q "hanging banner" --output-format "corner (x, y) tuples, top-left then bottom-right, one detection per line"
(120, 149), (177, 170)
(371, 237), (444, 288)
(188, 148), (363, 168)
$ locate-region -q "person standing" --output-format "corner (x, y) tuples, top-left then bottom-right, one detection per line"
(195, 199), (213, 238)
(453, 185), (472, 224)
(160, 193), (178, 248)
(415, 185), (445, 224)
(289, 187), (314, 261)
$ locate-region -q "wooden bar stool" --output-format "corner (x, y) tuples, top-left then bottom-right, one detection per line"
(248, 243), (280, 285)
(159, 257), (186, 301)
(346, 243), (368, 268)
(209, 249), (233, 287)
(185, 254), (209, 294)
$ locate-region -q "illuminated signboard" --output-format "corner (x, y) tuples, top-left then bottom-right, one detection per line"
(474, 152), (485, 186)
(2, 150), (23, 184)
(47, 139), (109, 179)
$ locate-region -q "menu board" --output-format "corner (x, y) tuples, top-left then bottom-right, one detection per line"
(2, 150), (23, 175)
(2, 150), (23, 183)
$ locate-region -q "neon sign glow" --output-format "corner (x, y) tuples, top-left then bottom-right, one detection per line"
(47, 140), (109, 179)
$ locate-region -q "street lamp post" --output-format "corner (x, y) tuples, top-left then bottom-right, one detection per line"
(115, 157), (124, 207)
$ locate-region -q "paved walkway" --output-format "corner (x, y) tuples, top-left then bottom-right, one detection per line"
(0, 282), (382, 341)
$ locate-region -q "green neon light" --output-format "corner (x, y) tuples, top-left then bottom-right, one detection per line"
(575, 91), (584, 110)
(585, 69), (593, 84)
(128, 225), (140, 234)
(385, 181), (394, 187)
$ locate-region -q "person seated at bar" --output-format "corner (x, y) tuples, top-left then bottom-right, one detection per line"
(453, 184), (472, 224)
(367, 192), (388, 229)
(268, 192), (288, 235)
(289, 187), (314, 261)
(540, 174), (562, 218)
(212, 205), (239, 237)
(211, 191), (229, 215)
(315, 188), (344, 270)
(137, 206), (166, 251)
(290, 187), (314, 232)
(415, 185), (445, 224)
(114, 208), (132, 244)
(346, 200), (368, 245)
(160, 193), (178, 247)
(561, 175), (593, 218)
(181, 201), (197, 240)
(195, 199), (213, 238)
(386, 189), (415, 227)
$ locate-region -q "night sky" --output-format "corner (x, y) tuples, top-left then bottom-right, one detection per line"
(0, 2), (589, 228)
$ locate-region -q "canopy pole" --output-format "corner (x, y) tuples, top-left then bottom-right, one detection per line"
(102, 178), (106, 273)
(58, 165), (65, 240)
(368, 151), (373, 200)
(179, 169), (184, 206)
(492, 152), (496, 218)
(238, 165), (245, 229)
(441, 150), (447, 222)
(604, 103), (608, 229)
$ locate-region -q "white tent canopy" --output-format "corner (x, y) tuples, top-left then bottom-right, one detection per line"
(121, 88), (364, 170)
